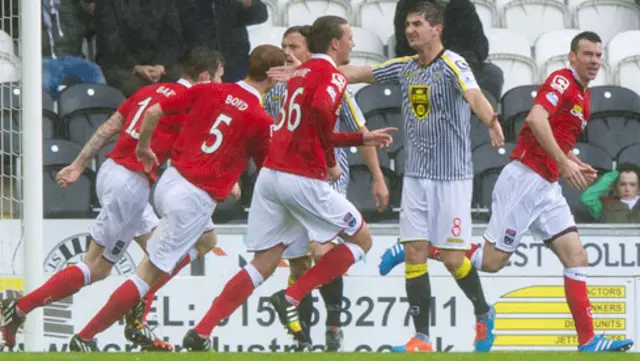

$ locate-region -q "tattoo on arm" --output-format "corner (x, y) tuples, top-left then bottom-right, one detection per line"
(73, 113), (125, 170)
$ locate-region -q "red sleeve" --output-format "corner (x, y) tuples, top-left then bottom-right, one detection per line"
(331, 132), (364, 147)
(311, 81), (342, 168)
(249, 113), (272, 170)
(533, 72), (571, 115)
(116, 96), (134, 117)
(159, 83), (205, 115)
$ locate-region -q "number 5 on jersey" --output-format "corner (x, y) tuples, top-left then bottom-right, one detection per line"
(202, 114), (232, 154)
(272, 88), (303, 134)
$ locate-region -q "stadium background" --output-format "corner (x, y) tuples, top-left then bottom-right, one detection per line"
(0, 0), (639, 353)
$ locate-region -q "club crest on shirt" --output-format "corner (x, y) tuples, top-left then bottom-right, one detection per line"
(409, 85), (431, 120)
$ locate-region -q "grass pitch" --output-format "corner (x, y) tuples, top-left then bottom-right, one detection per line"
(0, 352), (639, 361)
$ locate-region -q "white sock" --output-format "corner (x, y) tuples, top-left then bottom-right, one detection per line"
(244, 264), (264, 288)
(345, 242), (365, 262)
(75, 262), (92, 286)
(129, 275), (150, 298)
(564, 267), (587, 282)
(470, 247), (483, 271)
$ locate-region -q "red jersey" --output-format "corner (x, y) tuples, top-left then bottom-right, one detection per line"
(264, 55), (349, 180)
(107, 80), (191, 182)
(159, 81), (272, 201)
(511, 68), (590, 182)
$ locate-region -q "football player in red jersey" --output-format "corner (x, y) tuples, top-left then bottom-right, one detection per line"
(468, 31), (633, 352)
(64, 45), (287, 352)
(0, 47), (225, 352)
(174, 16), (397, 352)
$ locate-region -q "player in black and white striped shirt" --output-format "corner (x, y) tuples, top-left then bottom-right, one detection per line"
(340, 1), (504, 353)
(263, 25), (389, 352)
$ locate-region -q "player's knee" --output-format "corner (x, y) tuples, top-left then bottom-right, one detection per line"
(289, 256), (312, 281)
(195, 231), (218, 257)
(87, 258), (113, 282)
(310, 241), (333, 263)
(404, 241), (428, 264)
(440, 251), (465, 274)
(350, 223), (372, 252)
(563, 246), (588, 268)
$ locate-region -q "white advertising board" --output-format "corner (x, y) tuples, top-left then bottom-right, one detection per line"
(0, 220), (638, 352)
(0, 275), (634, 352)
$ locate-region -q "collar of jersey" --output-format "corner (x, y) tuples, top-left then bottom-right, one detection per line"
(311, 53), (337, 68)
(566, 65), (587, 91)
(176, 78), (193, 88)
(236, 80), (263, 104)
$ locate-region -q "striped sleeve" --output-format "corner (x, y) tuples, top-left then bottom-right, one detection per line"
(338, 90), (366, 132)
(441, 52), (479, 94)
(371, 56), (414, 85)
(263, 82), (286, 120)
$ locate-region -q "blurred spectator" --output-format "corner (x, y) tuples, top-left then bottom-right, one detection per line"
(580, 163), (640, 223)
(394, 0), (504, 100)
(42, 0), (105, 98)
(215, 0), (268, 82)
(94, 0), (183, 97)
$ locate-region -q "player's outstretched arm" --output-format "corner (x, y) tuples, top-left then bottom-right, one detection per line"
(464, 88), (504, 147)
(57, 111), (125, 188)
(339, 65), (377, 84)
(526, 105), (588, 190)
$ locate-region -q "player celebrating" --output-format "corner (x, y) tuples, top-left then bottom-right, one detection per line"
(467, 32), (633, 352)
(0, 47), (224, 352)
(179, 16), (396, 352)
(65, 44), (285, 351)
(338, 1), (503, 352)
(264, 24), (390, 352)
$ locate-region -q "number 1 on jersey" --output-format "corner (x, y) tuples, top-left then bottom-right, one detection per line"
(202, 113), (233, 154)
(125, 97), (152, 140)
(272, 87), (303, 133)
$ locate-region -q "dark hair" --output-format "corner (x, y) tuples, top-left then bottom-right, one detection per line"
(180, 46), (225, 80)
(406, 0), (444, 26)
(284, 25), (312, 42)
(570, 31), (602, 53)
(309, 15), (348, 54)
(247, 44), (287, 82)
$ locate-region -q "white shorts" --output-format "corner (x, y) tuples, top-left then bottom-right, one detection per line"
(282, 185), (348, 260)
(246, 168), (363, 254)
(91, 159), (159, 263)
(399, 176), (473, 250)
(484, 161), (576, 253)
(146, 167), (216, 273)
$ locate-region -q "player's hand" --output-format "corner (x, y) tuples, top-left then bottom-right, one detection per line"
(363, 127), (398, 149)
(581, 164), (598, 185)
(266, 64), (297, 82)
(559, 159), (589, 190)
(372, 177), (389, 211)
(231, 182), (242, 202)
(56, 165), (82, 188)
(136, 146), (159, 173)
(328, 165), (342, 182)
(488, 114), (505, 148)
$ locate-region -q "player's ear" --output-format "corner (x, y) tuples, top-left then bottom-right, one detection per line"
(198, 71), (212, 83)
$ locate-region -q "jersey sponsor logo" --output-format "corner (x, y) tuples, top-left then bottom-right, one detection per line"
(570, 104), (588, 130)
(331, 73), (347, 92)
(550, 75), (570, 94)
(409, 85), (431, 120)
(545, 92), (559, 107)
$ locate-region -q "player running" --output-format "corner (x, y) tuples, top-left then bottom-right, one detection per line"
(0, 47), (224, 352)
(179, 16), (396, 352)
(65, 44), (286, 352)
(467, 31), (633, 352)
(338, 1), (503, 352)
(263, 24), (390, 352)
